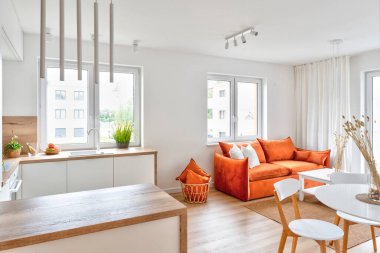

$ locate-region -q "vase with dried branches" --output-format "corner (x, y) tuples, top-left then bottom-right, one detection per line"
(333, 132), (349, 172)
(343, 115), (380, 202)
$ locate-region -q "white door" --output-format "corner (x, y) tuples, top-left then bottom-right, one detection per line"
(113, 155), (155, 187)
(67, 158), (113, 192)
(21, 162), (67, 199)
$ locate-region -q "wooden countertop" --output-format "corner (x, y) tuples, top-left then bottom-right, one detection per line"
(0, 184), (186, 251)
(2, 147), (157, 186)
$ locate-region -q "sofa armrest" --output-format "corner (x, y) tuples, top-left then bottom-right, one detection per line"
(214, 153), (249, 201)
(296, 148), (331, 168)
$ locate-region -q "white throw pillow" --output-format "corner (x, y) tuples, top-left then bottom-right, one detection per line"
(229, 144), (244, 160)
(241, 145), (260, 168)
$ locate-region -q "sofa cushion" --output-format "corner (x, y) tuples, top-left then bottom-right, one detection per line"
(219, 140), (266, 163)
(257, 137), (296, 162)
(307, 152), (329, 166)
(294, 150), (311, 161)
(249, 163), (290, 181)
(270, 160), (323, 174)
(176, 158), (210, 183)
(251, 140), (266, 163)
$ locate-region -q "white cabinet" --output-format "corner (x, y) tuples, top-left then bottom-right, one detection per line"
(114, 155), (155, 187)
(0, 0), (23, 61)
(21, 162), (67, 199)
(67, 158), (114, 193)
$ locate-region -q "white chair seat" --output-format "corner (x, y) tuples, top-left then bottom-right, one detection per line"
(337, 211), (380, 226)
(289, 219), (343, 241)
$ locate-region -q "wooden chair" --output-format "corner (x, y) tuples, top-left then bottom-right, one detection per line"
(274, 178), (343, 253)
(329, 172), (380, 253)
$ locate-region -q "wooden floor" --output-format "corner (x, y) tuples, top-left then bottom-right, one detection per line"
(172, 189), (379, 253)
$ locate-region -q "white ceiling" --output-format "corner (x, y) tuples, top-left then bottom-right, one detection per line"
(12, 0), (380, 65)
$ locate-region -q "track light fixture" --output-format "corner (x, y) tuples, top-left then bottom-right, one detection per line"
(224, 27), (258, 49)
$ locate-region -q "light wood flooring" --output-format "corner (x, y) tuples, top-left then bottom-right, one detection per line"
(172, 189), (379, 253)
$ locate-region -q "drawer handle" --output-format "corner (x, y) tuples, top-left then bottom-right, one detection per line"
(10, 180), (22, 193)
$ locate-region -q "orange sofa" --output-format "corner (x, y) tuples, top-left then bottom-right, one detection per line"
(214, 137), (330, 201)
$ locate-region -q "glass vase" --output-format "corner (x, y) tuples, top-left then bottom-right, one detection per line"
(368, 165), (380, 202)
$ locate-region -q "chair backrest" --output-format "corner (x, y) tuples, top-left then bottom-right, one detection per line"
(274, 178), (300, 201)
(330, 172), (369, 184)
(273, 179), (301, 231)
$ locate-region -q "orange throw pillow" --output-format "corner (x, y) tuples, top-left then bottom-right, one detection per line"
(185, 169), (210, 184)
(307, 152), (329, 165)
(218, 142), (248, 158)
(257, 137), (296, 162)
(251, 140), (266, 163)
(294, 150), (311, 161)
(176, 158), (210, 183)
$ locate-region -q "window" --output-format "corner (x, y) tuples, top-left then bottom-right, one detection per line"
(98, 66), (141, 146)
(74, 109), (84, 119)
(207, 74), (262, 143)
(39, 60), (141, 149)
(74, 91), (84, 101)
(366, 70), (380, 167)
(208, 109), (213, 119)
(55, 128), (66, 138)
(55, 109), (66, 119)
(55, 90), (66, 100)
(219, 110), (225, 119)
(74, 128), (85, 137)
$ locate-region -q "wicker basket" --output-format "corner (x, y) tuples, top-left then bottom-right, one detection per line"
(180, 179), (211, 204)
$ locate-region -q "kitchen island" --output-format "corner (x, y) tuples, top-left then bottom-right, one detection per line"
(0, 184), (187, 253)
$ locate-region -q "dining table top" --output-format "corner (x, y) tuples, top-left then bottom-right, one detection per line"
(315, 184), (380, 223)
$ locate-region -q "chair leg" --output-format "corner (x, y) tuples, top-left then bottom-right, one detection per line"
(278, 230), (287, 253)
(342, 219), (350, 253)
(334, 240), (341, 253)
(371, 225), (377, 252)
(291, 236), (298, 253)
(330, 214), (341, 246)
(319, 241), (327, 253)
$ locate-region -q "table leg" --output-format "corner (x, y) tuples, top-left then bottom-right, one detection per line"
(299, 175), (305, 201)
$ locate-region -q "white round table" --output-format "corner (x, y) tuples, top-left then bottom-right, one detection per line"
(315, 184), (380, 223)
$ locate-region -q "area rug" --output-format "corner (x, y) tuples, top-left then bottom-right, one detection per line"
(245, 195), (380, 249)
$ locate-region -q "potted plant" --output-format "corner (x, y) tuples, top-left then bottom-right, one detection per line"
(112, 122), (133, 149)
(5, 134), (23, 158)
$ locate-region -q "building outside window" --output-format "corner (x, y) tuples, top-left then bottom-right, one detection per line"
(55, 90), (66, 100)
(39, 60), (141, 149)
(207, 74), (262, 143)
(55, 128), (66, 138)
(219, 110), (225, 119)
(74, 109), (84, 119)
(74, 128), (85, 137)
(208, 88), (213, 98)
(74, 91), (84, 101)
(55, 109), (66, 119)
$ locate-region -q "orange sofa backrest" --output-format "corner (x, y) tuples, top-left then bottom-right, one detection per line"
(257, 137), (296, 162)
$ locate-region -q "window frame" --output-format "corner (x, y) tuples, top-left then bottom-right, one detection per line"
(38, 59), (141, 150)
(207, 74), (262, 144)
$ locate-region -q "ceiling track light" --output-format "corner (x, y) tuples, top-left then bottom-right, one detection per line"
(224, 27), (258, 50)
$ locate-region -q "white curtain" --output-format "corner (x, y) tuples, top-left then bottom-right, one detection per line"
(295, 56), (351, 170)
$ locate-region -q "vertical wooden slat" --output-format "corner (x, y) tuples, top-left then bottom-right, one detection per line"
(40, 0), (46, 79)
(77, 0), (82, 80)
(59, 0), (65, 81)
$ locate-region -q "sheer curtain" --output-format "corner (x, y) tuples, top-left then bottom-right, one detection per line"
(295, 56), (351, 170)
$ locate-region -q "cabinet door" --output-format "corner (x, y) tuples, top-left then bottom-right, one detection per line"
(21, 162), (67, 199)
(67, 158), (113, 193)
(114, 155), (155, 187)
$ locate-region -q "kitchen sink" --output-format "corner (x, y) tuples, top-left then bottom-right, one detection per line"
(69, 150), (114, 157)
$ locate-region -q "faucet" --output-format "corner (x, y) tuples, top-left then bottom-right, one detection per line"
(87, 128), (100, 151)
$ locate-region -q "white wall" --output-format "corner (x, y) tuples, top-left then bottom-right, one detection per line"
(3, 34), (295, 190)
(350, 49), (380, 172)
